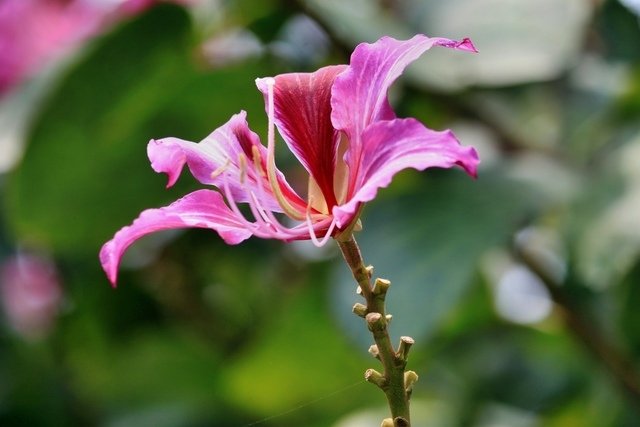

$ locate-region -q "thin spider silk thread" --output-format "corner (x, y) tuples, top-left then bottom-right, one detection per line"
(243, 379), (367, 426)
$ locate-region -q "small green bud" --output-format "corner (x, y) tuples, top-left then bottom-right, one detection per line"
(365, 368), (385, 388)
(397, 336), (415, 361)
(352, 303), (367, 317)
(368, 344), (380, 359)
(365, 265), (374, 277)
(404, 370), (419, 394)
(372, 278), (391, 295)
(365, 312), (385, 332)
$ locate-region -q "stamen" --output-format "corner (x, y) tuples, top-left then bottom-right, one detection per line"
(249, 169), (301, 239)
(210, 159), (231, 180)
(251, 145), (265, 177)
(220, 159), (304, 240)
(231, 166), (277, 236)
(238, 153), (248, 184)
(306, 210), (337, 247)
(263, 77), (306, 221)
(236, 159), (299, 239)
(221, 172), (263, 235)
(249, 191), (272, 224)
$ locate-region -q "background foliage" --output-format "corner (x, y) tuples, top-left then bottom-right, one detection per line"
(1, 1), (640, 426)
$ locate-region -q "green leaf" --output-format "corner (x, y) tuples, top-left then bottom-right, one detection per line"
(570, 137), (640, 288)
(3, 5), (270, 257)
(222, 273), (375, 425)
(3, 6), (189, 255)
(331, 169), (541, 346)
(620, 261), (640, 357)
(305, 0), (592, 88)
(597, 0), (640, 61)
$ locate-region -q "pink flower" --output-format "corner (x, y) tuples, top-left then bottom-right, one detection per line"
(1, 254), (62, 340)
(0, 0), (195, 95)
(100, 35), (480, 285)
(0, 0), (102, 93)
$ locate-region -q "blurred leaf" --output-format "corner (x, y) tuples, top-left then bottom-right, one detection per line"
(570, 137), (640, 288)
(468, 86), (564, 151)
(305, 0), (592, 88)
(67, 326), (224, 409)
(616, 68), (640, 122)
(597, 0), (640, 61)
(620, 261), (640, 357)
(334, 399), (457, 427)
(138, 233), (283, 353)
(303, 0), (409, 42)
(0, 342), (75, 427)
(3, 5), (270, 257)
(406, 0), (592, 86)
(423, 320), (600, 425)
(4, 5), (190, 255)
(222, 273), (375, 426)
(331, 169), (542, 347)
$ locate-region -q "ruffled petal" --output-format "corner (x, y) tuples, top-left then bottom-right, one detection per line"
(330, 35), (476, 195)
(256, 65), (347, 208)
(148, 111), (306, 212)
(332, 118), (479, 228)
(99, 190), (253, 286)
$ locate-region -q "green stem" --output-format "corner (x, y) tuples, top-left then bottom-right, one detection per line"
(337, 235), (413, 427)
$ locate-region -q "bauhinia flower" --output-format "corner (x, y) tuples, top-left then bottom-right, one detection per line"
(100, 34), (480, 285)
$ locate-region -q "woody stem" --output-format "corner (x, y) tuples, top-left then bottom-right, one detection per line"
(337, 235), (413, 427)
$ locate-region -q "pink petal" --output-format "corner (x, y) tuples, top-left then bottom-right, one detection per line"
(99, 190), (253, 286)
(330, 35), (476, 194)
(148, 111), (305, 212)
(256, 65), (346, 208)
(332, 118), (479, 228)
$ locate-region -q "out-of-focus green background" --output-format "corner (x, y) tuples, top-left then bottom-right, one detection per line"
(1, 0), (640, 426)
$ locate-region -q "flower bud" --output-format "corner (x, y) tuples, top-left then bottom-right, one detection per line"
(352, 303), (367, 317)
(368, 344), (380, 359)
(372, 278), (390, 295)
(365, 312), (385, 332)
(404, 370), (419, 393)
(364, 368), (385, 388)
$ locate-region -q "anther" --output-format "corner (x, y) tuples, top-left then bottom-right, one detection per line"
(238, 153), (248, 184)
(251, 145), (265, 177)
(210, 159), (231, 180)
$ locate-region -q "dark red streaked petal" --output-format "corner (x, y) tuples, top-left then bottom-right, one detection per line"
(257, 65), (347, 209)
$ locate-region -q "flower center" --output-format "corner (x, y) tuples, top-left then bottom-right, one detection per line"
(307, 135), (349, 216)
(262, 77), (338, 246)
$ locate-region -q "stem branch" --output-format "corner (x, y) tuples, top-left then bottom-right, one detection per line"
(337, 235), (414, 427)
(515, 244), (640, 413)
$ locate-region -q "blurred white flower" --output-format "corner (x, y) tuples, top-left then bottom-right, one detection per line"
(495, 265), (553, 325)
(619, 0), (640, 16)
(270, 14), (330, 67)
(201, 28), (264, 68)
